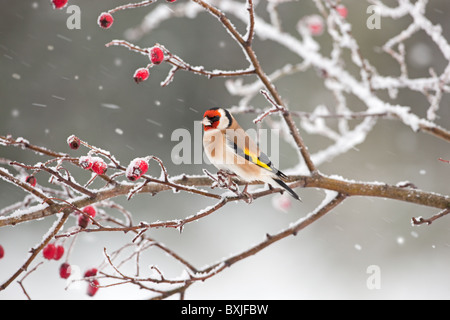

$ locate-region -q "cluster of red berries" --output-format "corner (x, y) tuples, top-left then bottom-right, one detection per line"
(42, 242), (100, 296)
(54, 0), (177, 28)
(51, 0), (68, 10)
(42, 237), (72, 281)
(59, 265), (100, 297)
(77, 205), (97, 229)
(79, 156), (107, 174)
(68, 135), (108, 175)
(43, 243), (65, 260)
(97, 0), (177, 30)
(301, 5), (348, 36)
(133, 46), (165, 83)
(126, 158), (149, 181)
(68, 136), (152, 182)
(79, 156), (108, 175)
(84, 268), (100, 297)
(95, 2), (170, 84)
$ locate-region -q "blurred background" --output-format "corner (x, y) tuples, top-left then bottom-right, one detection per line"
(0, 0), (450, 299)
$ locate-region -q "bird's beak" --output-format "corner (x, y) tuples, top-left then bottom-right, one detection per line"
(202, 118), (211, 126)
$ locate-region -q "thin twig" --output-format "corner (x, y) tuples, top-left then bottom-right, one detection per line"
(17, 262), (44, 300)
(412, 208), (450, 226)
(108, 0), (155, 14)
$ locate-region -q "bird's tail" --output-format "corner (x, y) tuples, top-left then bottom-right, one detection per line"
(273, 178), (301, 201)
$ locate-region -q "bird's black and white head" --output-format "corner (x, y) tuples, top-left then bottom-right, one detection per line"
(202, 108), (233, 131)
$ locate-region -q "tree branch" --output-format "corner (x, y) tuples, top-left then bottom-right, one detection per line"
(1, 172), (448, 229)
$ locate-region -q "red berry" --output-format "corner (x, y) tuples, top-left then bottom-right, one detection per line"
(67, 135), (81, 150)
(78, 214), (90, 228)
(25, 175), (37, 187)
(272, 194), (292, 212)
(83, 206), (96, 218)
(43, 243), (56, 260)
(0, 245), (4, 259)
(84, 268), (98, 278)
(336, 4), (348, 19)
(59, 263), (72, 279)
(51, 0), (68, 9)
(91, 158), (107, 175)
(98, 12), (114, 29)
(166, 0), (177, 2)
(87, 279), (100, 297)
(79, 156), (93, 170)
(133, 68), (150, 83)
(150, 47), (164, 65)
(53, 245), (65, 260)
(126, 158), (149, 181)
(78, 206), (96, 228)
(304, 15), (324, 36)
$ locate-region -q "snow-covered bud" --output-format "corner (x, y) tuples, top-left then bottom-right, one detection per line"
(126, 158), (149, 181)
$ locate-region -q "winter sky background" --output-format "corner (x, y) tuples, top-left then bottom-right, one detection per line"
(1, 0), (450, 299)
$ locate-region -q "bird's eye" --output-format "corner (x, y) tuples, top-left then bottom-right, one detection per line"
(208, 116), (220, 123)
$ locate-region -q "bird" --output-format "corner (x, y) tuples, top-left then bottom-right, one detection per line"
(202, 107), (301, 201)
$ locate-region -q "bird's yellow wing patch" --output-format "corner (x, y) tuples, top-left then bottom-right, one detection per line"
(243, 147), (272, 171)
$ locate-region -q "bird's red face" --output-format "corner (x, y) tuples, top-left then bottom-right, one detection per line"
(202, 109), (221, 131)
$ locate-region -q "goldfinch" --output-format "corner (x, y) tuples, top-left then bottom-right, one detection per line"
(202, 107), (301, 201)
